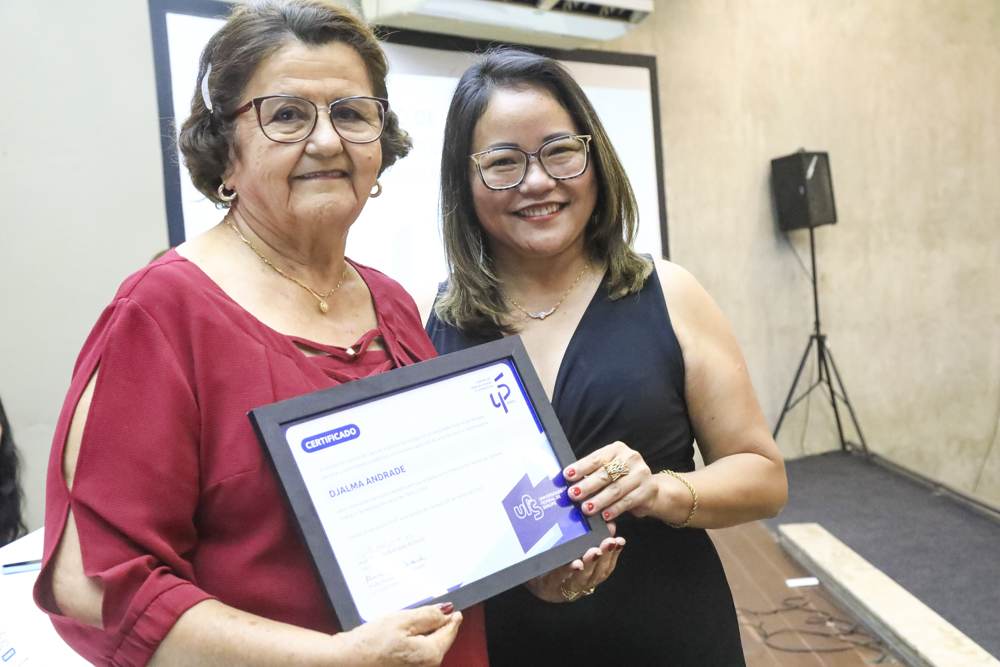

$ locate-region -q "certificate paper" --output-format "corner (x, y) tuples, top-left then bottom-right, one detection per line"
(250, 337), (607, 630)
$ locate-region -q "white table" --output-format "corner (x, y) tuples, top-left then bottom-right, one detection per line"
(0, 528), (91, 666)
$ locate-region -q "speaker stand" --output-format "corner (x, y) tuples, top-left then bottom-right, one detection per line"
(772, 227), (870, 458)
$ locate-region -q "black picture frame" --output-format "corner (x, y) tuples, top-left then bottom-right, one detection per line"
(146, 0), (669, 257)
(248, 336), (609, 631)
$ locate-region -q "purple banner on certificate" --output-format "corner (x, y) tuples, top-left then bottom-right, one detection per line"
(502, 473), (588, 553)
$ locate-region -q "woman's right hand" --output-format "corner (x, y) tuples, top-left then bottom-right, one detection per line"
(338, 604), (463, 667)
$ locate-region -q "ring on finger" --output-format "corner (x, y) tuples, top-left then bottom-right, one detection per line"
(603, 457), (629, 482)
(560, 586), (596, 602)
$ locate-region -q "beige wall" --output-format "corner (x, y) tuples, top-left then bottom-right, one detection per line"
(0, 0), (169, 530)
(1, 0), (998, 533)
(604, 0), (1000, 505)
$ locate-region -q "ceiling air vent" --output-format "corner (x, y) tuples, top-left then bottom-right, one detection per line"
(363, 0), (653, 48)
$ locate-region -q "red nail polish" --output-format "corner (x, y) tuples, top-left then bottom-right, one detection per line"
(572, 487), (582, 497)
(566, 468), (576, 478)
(437, 602), (454, 615)
(585, 502), (594, 512)
(603, 511), (611, 520)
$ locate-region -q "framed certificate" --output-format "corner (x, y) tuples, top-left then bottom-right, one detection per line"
(249, 336), (608, 631)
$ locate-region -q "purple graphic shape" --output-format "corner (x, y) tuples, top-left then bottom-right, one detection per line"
(502, 472), (589, 553)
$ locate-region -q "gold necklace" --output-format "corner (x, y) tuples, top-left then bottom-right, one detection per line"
(501, 262), (591, 321)
(227, 219), (347, 314)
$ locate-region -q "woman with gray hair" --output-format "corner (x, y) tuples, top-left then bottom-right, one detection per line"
(34, 2), (485, 665)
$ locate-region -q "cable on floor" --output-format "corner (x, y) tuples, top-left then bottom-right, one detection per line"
(737, 595), (896, 664)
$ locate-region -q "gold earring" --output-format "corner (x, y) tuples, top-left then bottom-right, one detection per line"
(370, 180), (382, 198)
(217, 183), (237, 202)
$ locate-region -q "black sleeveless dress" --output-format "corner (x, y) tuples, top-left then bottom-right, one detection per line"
(425, 265), (746, 667)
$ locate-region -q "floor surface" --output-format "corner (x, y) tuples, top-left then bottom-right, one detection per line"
(764, 451), (1000, 659)
(711, 521), (899, 666)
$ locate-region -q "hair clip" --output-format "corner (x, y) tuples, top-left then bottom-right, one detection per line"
(201, 62), (213, 112)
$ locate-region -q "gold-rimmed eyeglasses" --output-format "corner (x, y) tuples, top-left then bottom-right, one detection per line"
(470, 134), (592, 190)
(232, 95), (388, 144)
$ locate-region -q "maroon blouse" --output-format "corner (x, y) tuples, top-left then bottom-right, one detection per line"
(34, 251), (487, 667)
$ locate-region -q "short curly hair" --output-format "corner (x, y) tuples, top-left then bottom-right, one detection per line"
(178, 0), (411, 206)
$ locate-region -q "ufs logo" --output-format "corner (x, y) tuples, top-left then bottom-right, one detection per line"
(491, 372), (511, 413)
(512, 494), (544, 521)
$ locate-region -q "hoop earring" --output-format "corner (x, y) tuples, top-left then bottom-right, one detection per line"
(217, 183), (237, 202)
(370, 180), (382, 198)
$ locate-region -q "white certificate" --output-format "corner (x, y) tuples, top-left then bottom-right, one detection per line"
(250, 337), (607, 630)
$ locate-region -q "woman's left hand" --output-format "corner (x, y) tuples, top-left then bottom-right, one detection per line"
(563, 442), (661, 522)
(524, 527), (625, 603)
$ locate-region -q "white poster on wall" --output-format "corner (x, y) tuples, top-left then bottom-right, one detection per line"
(164, 13), (662, 316)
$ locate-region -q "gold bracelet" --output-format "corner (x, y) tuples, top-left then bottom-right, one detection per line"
(661, 470), (698, 528)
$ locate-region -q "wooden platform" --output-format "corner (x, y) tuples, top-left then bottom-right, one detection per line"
(710, 522), (900, 666)
(778, 523), (999, 667)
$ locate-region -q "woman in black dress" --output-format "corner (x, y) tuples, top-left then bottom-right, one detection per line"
(426, 50), (788, 666)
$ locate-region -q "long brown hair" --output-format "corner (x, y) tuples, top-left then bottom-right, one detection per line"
(0, 397), (25, 546)
(435, 49), (651, 338)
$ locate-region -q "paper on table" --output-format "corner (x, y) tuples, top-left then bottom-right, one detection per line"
(0, 529), (91, 666)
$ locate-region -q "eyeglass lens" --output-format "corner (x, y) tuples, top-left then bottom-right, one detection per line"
(477, 136), (589, 189)
(257, 96), (385, 144)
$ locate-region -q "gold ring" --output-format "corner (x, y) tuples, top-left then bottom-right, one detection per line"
(603, 457), (629, 482)
(560, 586), (596, 602)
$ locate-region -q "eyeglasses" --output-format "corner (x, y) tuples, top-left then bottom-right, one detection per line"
(232, 95), (388, 144)
(470, 135), (592, 190)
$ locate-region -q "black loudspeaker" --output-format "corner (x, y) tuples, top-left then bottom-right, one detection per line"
(771, 151), (837, 231)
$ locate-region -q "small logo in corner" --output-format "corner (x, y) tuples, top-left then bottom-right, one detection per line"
(490, 372), (511, 413)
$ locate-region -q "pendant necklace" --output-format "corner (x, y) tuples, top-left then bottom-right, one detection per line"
(502, 262), (591, 321)
(227, 219), (347, 314)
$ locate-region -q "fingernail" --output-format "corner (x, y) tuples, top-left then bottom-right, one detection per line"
(602, 511), (611, 520)
(585, 502), (594, 512)
(437, 602), (454, 615)
(566, 468), (576, 478)
(572, 487), (582, 497)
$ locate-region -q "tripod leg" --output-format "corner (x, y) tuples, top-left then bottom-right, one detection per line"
(773, 336), (816, 439)
(825, 345), (871, 458)
(817, 336), (850, 453)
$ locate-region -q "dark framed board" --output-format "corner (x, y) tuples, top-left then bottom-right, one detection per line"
(248, 336), (607, 630)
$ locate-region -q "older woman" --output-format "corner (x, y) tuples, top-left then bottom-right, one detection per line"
(426, 50), (788, 666)
(33, 2), (485, 665)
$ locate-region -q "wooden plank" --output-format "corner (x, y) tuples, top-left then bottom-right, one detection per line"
(779, 523), (1000, 667)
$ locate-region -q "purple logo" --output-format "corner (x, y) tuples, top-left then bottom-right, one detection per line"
(502, 473), (589, 553)
(491, 372), (511, 413)
(302, 424), (360, 453)
(513, 495), (544, 521)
